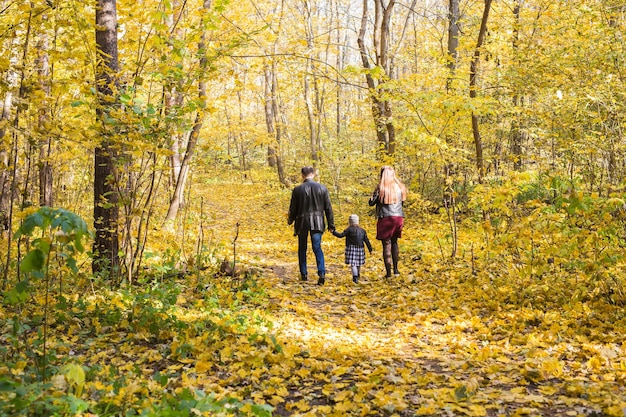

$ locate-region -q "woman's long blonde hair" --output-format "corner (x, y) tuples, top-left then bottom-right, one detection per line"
(378, 166), (407, 204)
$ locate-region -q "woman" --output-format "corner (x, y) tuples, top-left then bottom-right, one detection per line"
(369, 166), (407, 279)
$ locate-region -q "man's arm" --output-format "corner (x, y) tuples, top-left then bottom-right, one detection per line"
(323, 187), (335, 231)
(288, 188), (298, 225)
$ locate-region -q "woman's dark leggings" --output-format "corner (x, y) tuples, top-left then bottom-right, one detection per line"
(382, 238), (399, 276)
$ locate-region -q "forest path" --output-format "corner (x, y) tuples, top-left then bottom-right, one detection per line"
(200, 175), (621, 417)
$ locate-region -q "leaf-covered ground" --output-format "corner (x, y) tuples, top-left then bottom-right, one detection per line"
(199, 177), (626, 416)
(2, 174), (626, 416)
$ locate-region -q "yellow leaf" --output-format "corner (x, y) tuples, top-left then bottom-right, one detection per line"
(291, 399), (311, 411)
(334, 400), (353, 412)
(269, 395), (284, 406)
(604, 404), (626, 417)
(416, 405), (438, 415)
(333, 390), (352, 402)
(538, 385), (559, 396)
(195, 360), (211, 373)
(587, 356), (603, 371)
(60, 363), (85, 397)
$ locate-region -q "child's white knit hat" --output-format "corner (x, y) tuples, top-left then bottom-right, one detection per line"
(349, 214), (359, 225)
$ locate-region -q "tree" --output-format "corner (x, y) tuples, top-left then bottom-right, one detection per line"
(357, 0), (397, 157)
(469, 0), (493, 181)
(446, 0), (460, 91)
(93, 0), (120, 277)
(165, 0), (214, 222)
(36, 11), (53, 207)
(263, 62), (289, 186)
(509, 0), (524, 172)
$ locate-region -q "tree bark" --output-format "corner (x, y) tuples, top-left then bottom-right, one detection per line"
(164, 0), (183, 190)
(263, 64), (289, 186)
(36, 25), (53, 207)
(469, 0), (493, 181)
(357, 0), (396, 157)
(301, 0), (326, 165)
(510, 0), (523, 171)
(447, 0), (460, 91)
(93, 0), (120, 277)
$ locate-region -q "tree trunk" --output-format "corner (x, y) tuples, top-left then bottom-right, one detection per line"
(264, 65), (278, 169)
(164, 0), (183, 190)
(36, 27), (53, 207)
(510, 0), (523, 171)
(302, 1), (326, 165)
(93, 0), (120, 277)
(357, 0), (396, 158)
(469, 0), (493, 181)
(0, 36), (19, 216)
(164, 0), (212, 222)
(237, 91), (248, 170)
(446, 0), (460, 91)
(263, 64), (289, 186)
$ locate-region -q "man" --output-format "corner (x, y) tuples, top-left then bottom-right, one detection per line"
(288, 166), (335, 285)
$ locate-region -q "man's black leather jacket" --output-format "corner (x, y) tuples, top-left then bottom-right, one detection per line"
(288, 179), (335, 236)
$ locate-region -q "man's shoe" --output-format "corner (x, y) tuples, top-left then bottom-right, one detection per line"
(300, 273), (308, 282)
(317, 274), (325, 285)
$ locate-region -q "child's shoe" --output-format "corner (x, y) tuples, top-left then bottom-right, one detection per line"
(352, 276), (359, 284)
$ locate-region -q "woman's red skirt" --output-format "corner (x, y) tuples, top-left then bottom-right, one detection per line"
(376, 216), (404, 240)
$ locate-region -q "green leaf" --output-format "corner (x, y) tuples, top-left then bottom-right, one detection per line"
(0, 378), (15, 391)
(21, 249), (45, 273)
(251, 404), (273, 417)
(454, 385), (469, 401)
(67, 258), (78, 274)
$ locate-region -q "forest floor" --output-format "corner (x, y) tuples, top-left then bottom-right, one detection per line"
(3, 173), (626, 417)
(197, 175), (625, 417)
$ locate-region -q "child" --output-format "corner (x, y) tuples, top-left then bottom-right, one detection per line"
(332, 214), (373, 284)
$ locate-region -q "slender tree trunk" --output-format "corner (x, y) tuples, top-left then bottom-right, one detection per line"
(237, 91), (248, 170)
(304, 74), (318, 163)
(469, 0), (493, 181)
(2, 5), (34, 288)
(263, 64), (289, 186)
(93, 0), (120, 277)
(0, 37), (19, 289)
(303, 7), (322, 164)
(36, 25), (53, 207)
(510, 0), (523, 171)
(447, 0), (460, 91)
(0, 36), (20, 216)
(265, 65), (278, 169)
(164, 0), (183, 189)
(334, 0), (343, 139)
(164, 0), (212, 222)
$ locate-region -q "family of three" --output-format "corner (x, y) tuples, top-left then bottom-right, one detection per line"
(287, 165), (407, 286)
